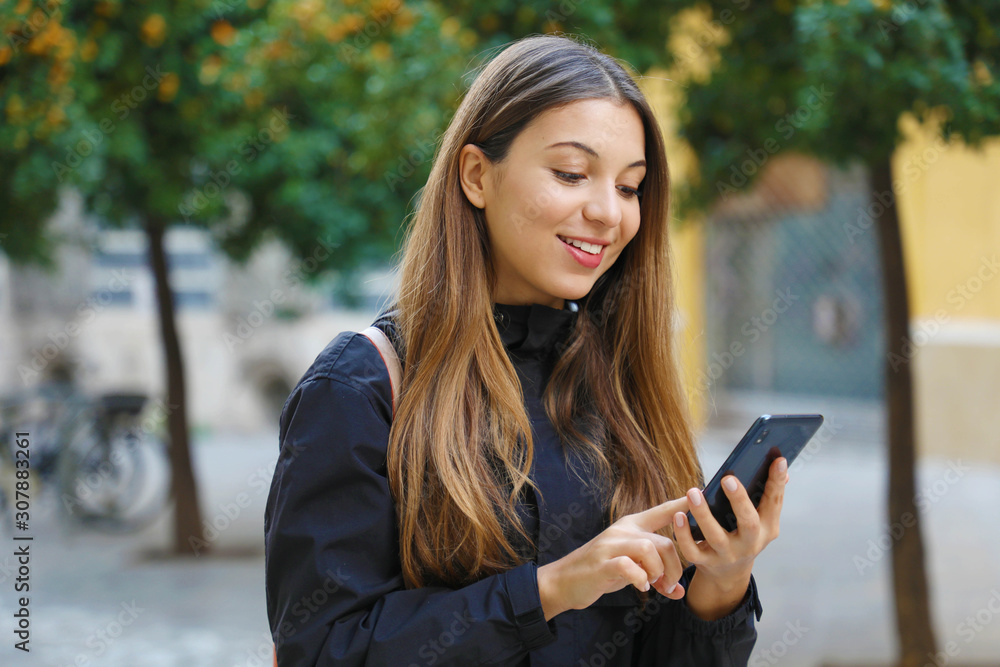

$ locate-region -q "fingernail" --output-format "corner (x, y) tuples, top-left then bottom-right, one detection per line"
(664, 582), (677, 595)
(642, 580), (650, 592)
(723, 476), (737, 492)
(674, 512), (685, 527)
(777, 458), (788, 474)
(687, 489), (702, 507)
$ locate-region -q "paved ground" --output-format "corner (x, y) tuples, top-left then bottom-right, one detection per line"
(1, 404), (998, 666)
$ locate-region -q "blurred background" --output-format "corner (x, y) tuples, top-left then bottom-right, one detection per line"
(1, 1), (998, 665)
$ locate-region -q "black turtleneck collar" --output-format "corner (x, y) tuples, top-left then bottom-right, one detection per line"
(372, 299), (580, 361)
(492, 300), (579, 355)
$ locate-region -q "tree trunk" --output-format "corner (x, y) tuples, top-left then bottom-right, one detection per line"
(871, 158), (937, 665)
(146, 219), (207, 556)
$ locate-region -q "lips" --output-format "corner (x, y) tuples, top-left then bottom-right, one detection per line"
(558, 235), (605, 269)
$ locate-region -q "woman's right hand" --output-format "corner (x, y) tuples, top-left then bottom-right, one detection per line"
(536, 496), (691, 621)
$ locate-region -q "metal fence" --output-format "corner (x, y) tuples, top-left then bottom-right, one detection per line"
(700, 158), (885, 415)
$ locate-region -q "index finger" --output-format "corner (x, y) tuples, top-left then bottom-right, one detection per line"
(627, 497), (690, 534)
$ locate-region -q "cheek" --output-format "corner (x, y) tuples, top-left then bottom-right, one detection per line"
(624, 210), (642, 243)
(506, 184), (559, 236)
(522, 181), (576, 226)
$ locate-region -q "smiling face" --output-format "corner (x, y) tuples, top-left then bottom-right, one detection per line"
(459, 98), (646, 309)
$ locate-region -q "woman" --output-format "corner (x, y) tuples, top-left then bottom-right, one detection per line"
(265, 33), (788, 665)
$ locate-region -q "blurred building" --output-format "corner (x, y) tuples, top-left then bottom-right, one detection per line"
(642, 70), (1000, 465)
(0, 188), (396, 434)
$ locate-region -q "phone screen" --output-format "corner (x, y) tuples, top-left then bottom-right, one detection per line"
(687, 414), (823, 541)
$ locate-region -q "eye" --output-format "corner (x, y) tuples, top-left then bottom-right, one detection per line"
(618, 185), (640, 199)
(554, 170), (643, 200)
(553, 170), (584, 183)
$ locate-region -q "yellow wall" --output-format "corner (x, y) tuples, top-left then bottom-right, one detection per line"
(894, 113), (1000, 321)
(672, 215), (708, 430)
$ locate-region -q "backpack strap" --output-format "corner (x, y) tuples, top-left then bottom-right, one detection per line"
(361, 325), (401, 418)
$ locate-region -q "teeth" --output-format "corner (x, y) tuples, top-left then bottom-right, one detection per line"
(559, 235), (602, 255)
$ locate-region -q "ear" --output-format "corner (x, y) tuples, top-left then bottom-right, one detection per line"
(458, 143), (490, 210)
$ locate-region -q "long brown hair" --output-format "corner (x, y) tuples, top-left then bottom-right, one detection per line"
(389, 34), (702, 594)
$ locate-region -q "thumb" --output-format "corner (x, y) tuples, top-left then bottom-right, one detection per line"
(627, 496), (690, 534)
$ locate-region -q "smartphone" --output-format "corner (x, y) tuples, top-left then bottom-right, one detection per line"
(687, 414), (824, 541)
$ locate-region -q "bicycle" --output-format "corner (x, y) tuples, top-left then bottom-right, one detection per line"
(0, 383), (171, 535)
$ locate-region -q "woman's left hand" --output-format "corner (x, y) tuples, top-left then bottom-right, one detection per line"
(669, 456), (789, 619)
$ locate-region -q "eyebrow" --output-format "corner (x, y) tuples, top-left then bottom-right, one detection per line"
(545, 141), (646, 168)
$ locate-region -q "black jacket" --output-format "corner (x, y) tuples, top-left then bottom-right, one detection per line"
(264, 299), (763, 666)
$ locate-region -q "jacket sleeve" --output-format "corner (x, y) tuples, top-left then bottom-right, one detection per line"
(264, 371), (560, 666)
(630, 564), (763, 666)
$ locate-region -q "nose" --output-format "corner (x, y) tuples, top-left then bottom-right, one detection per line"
(582, 179), (623, 229)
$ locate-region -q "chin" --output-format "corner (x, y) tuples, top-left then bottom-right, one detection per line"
(550, 280), (598, 303)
